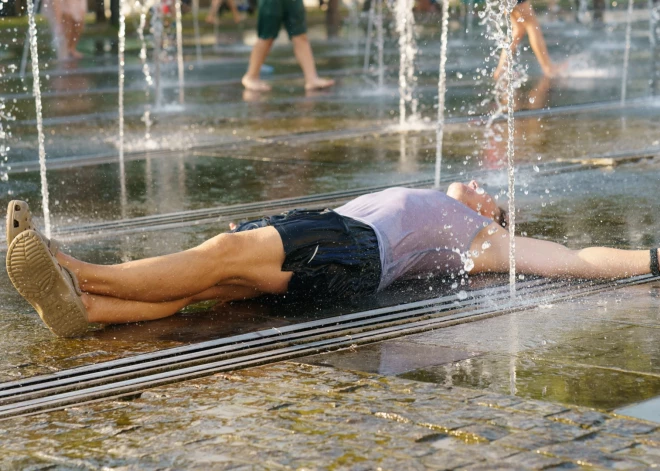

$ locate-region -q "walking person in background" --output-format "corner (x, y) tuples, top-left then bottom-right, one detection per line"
(241, 0), (335, 91)
(206, 0), (244, 24)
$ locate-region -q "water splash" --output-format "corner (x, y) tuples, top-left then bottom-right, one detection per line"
(363, 0), (375, 72)
(376, 0), (384, 88)
(192, 0), (203, 63)
(480, 0), (518, 296)
(137, 0), (155, 139)
(577, 0), (589, 24)
(174, 0), (186, 104)
(652, 0), (660, 93)
(504, 2), (517, 298)
(480, 0), (526, 159)
(621, 0), (634, 105)
(434, 0), (450, 188)
(26, 0), (51, 238)
(119, 0), (128, 218)
(152, 0), (164, 109)
(395, 0), (418, 125)
(0, 60), (15, 187)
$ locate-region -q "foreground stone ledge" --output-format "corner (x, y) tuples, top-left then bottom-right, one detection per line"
(0, 362), (658, 469)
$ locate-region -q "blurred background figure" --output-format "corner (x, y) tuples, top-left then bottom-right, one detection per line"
(206, 0), (244, 24)
(43, 0), (87, 60)
(493, 0), (563, 80)
(242, 0), (334, 91)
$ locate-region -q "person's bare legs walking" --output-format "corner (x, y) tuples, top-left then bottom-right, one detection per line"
(494, 1), (564, 80)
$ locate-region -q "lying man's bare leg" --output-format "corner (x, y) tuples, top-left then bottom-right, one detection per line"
(84, 284), (264, 324)
(471, 222), (656, 279)
(58, 227), (291, 303)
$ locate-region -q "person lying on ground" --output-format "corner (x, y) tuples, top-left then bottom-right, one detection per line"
(5, 181), (659, 338)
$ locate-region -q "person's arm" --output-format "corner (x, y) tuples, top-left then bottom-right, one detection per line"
(471, 223), (654, 279)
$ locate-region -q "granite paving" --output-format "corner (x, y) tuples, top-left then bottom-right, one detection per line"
(1, 362), (659, 469)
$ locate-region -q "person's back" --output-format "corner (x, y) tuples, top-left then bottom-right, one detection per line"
(335, 188), (491, 290)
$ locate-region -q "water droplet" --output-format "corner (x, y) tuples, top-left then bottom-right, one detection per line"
(457, 290), (468, 300)
(481, 241), (491, 250)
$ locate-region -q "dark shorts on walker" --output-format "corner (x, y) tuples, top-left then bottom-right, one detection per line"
(232, 209), (381, 302)
(257, 0), (307, 39)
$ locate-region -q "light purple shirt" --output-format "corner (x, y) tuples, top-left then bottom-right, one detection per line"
(335, 187), (492, 291)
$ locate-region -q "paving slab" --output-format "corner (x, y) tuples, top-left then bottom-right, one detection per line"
(1, 362), (658, 469)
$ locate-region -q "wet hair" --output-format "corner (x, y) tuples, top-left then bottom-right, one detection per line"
(496, 206), (507, 229)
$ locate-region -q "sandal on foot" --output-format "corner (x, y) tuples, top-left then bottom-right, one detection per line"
(6, 200), (59, 255)
(6, 230), (88, 338)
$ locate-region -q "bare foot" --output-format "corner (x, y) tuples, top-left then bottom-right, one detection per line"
(304, 77), (335, 91)
(542, 61), (568, 78)
(241, 75), (271, 91)
(205, 15), (218, 25)
(69, 49), (83, 60)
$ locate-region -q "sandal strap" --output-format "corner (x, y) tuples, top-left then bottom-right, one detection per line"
(62, 266), (83, 296)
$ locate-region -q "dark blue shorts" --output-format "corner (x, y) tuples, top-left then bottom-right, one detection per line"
(232, 209), (381, 302)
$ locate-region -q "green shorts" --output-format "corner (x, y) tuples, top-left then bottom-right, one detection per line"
(257, 0), (307, 39)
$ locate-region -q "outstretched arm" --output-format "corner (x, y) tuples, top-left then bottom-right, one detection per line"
(471, 223), (655, 279)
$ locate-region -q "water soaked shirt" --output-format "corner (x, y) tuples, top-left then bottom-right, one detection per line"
(335, 187), (492, 291)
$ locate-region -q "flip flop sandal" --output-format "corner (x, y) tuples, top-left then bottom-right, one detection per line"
(6, 200), (60, 255)
(6, 230), (88, 338)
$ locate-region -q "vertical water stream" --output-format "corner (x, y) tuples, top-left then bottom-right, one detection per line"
(434, 0), (450, 188)
(505, 3), (517, 298)
(26, 0), (51, 238)
(621, 0), (634, 105)
(175, 0), (186, 104)
(118, 0), (128, 218)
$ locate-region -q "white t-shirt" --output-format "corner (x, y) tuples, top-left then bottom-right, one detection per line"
(335, 188), (492, 291)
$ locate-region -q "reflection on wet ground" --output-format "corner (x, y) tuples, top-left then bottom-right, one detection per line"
(1, 8), (660, 461)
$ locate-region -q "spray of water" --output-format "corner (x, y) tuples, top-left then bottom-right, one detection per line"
(119, 0), (128, 218)
(505, 7), (517, 298)
(363, 0), (375, 72)
(175, 0), (186, 104)
(192, 0), (203, 63)
(480, 0), (518, 296)
(0, 58), (14, 186)
(652, 0), (660, 48)
(621, 0), (634, 105)
(137, 0), (155, 139)
(26, 0), (51, 238)
(376, 0), (385, 88)
(152, 0), (164, 109)
(395, 0), (418, 125)
(434, 0), (450, 189)
(578, 0), (589, 24)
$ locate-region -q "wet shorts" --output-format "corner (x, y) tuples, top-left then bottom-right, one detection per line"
(232, 209), (382, 302)
(257, 0), (307, 39)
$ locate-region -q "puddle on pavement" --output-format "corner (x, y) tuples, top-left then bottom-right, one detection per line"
(616, 396), (660, 424)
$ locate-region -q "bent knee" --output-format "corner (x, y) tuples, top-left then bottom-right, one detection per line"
(198, 227), (287, 284)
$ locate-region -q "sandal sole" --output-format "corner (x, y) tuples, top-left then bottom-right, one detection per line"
(6, 231), (87, 338)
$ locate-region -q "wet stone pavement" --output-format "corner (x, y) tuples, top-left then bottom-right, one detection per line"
(1, 362), (659, 470)
(2, 7), (660, 469)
